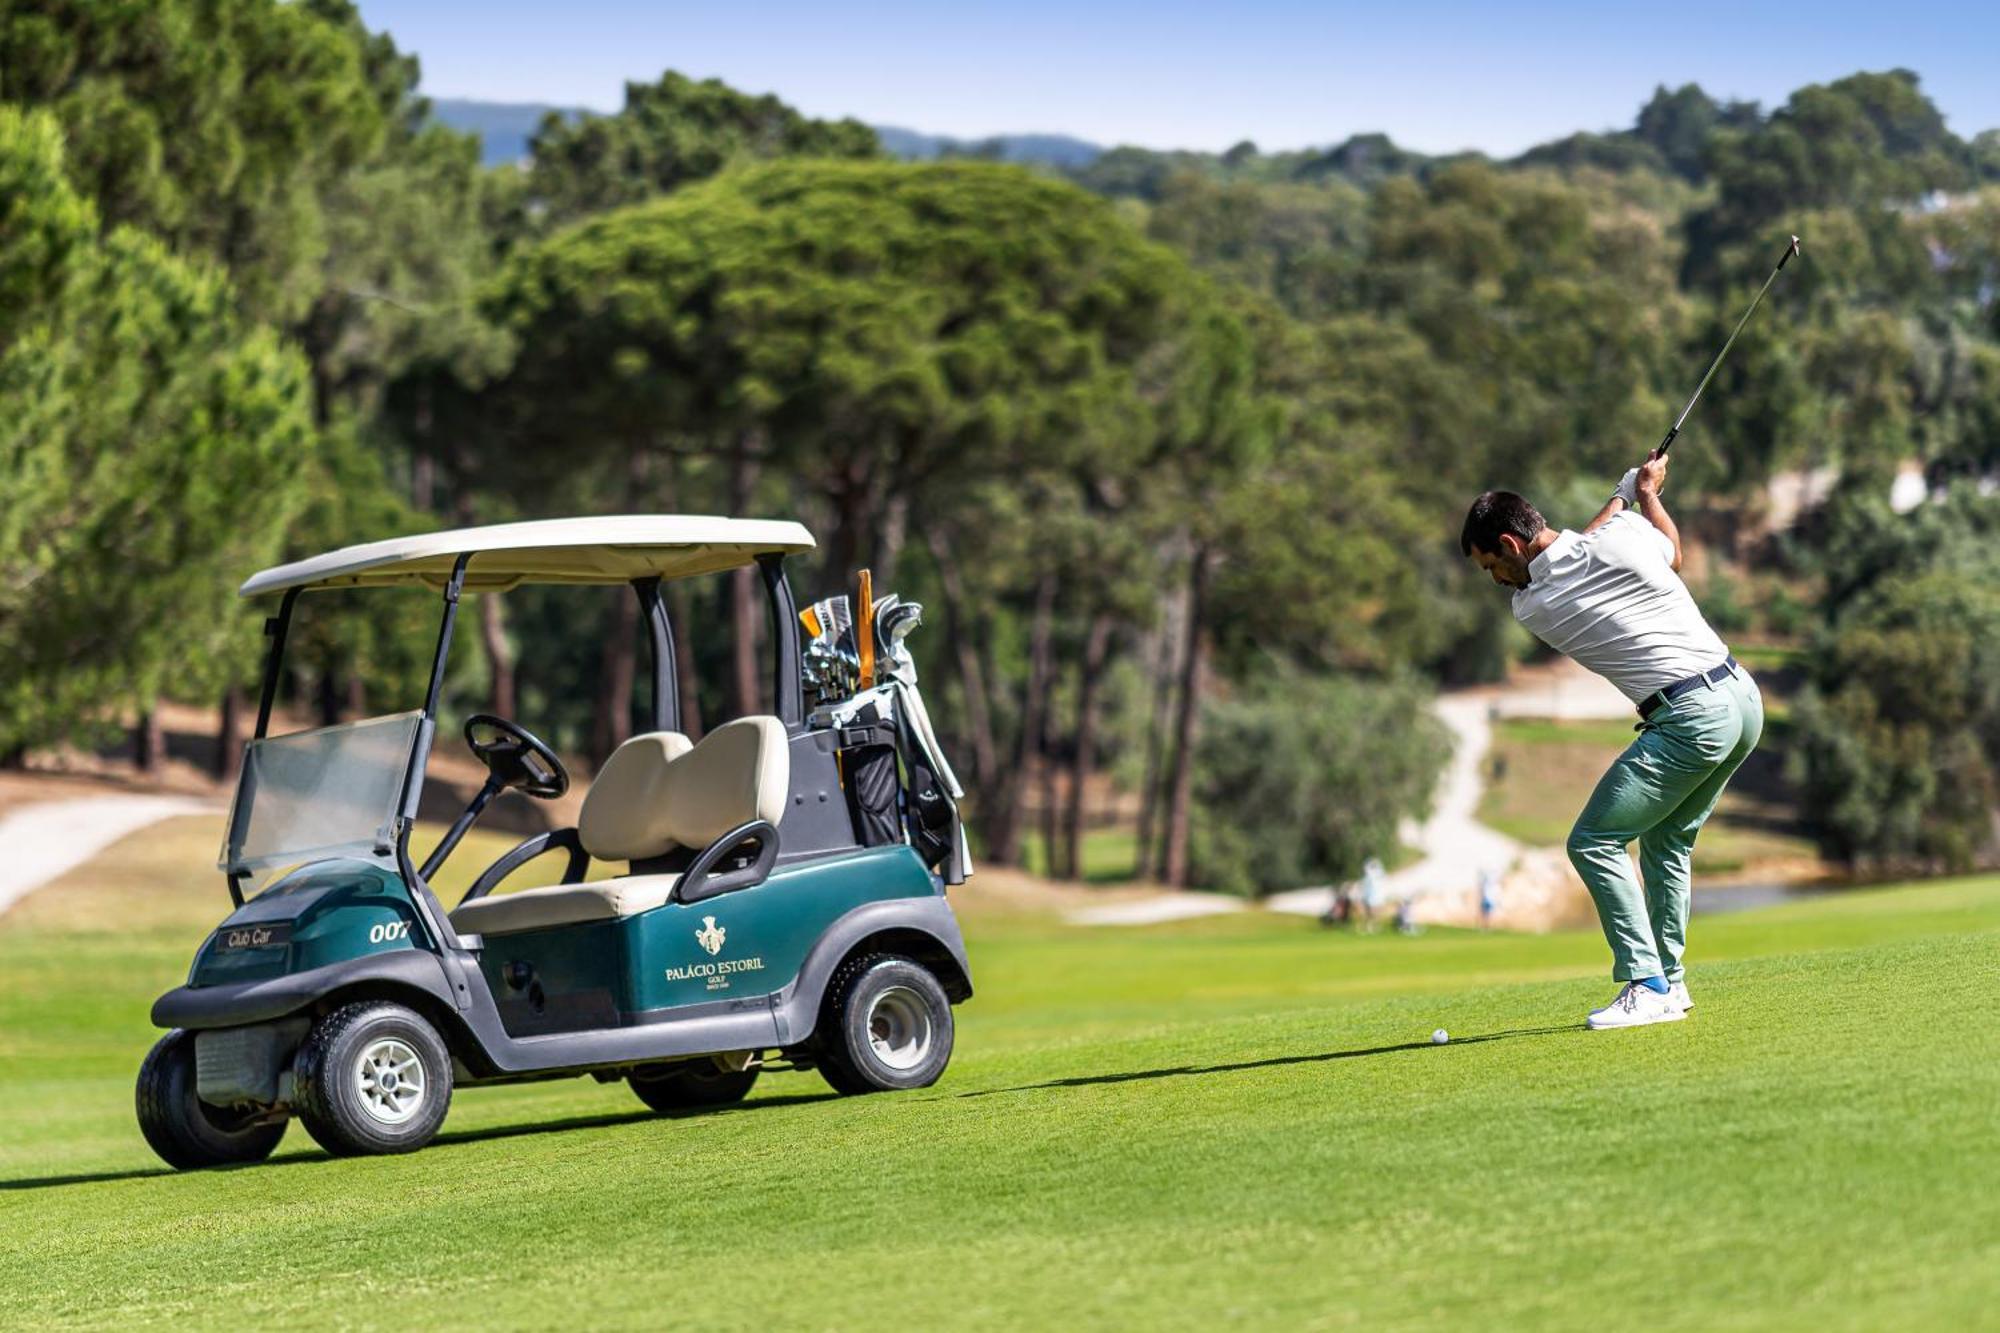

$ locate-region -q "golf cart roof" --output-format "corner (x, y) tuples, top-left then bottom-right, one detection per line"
(240, 515), (816, 596)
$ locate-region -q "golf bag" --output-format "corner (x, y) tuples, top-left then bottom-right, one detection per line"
(901, 745), (957, 871)
(804, 586), (971, 883)
(836, 714), (903, 848)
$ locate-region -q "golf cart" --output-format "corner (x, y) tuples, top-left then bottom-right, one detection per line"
(137, 516), (973, 1168)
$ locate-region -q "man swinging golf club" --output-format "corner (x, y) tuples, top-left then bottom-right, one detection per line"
(1461, 455), (1760, 1028)
(1458, 235), (1797, 1029)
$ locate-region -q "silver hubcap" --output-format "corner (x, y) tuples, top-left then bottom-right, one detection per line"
(866, 986), (931, 1071)
(356, 1038), (426, 1125)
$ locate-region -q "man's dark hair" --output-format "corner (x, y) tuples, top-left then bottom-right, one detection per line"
(1460, 491), (1546, 557)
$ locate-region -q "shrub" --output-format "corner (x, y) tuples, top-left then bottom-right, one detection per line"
(1696, 570), (1752, 635)
(1790, 560), (2000, 869)
(1191, 671), (1451, 897)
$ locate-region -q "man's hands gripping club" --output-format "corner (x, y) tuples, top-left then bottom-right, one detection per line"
(1591, 449), (1680, 570)
(1612, 449), (1669, 507)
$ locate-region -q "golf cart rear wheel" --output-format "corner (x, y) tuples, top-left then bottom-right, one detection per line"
(135, 1029), (288, 1170)
(628, 1057), (761, 1112)
(294, 1001), (452, 1157)
(816, 954), (954, 1095)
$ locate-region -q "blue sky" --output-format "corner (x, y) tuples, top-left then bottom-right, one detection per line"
(354, 1), (2000, 155)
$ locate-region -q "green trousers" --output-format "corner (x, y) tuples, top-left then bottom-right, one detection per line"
(1565, 667), (1763, 982)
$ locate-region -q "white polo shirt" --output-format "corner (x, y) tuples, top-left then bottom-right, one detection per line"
(1511, 510), (1730, 703)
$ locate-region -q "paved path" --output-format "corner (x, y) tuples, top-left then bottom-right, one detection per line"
(1068, 660), (1626, 929)
(1064, 892), (1246, 926)
(1266, 691), (1525, 919)
(0, 795), (216, 917)
(1485, 660), (1632, 722)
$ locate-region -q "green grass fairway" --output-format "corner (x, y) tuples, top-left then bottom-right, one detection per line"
(3, 817), (1998, 1328)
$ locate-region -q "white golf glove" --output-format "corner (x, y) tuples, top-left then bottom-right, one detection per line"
(1613, 467), (1640, 507)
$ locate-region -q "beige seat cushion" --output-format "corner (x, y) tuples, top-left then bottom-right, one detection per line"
(450, 874), (680, 936)
(578, 716), (789, 862)
(577, 731), (692, 861)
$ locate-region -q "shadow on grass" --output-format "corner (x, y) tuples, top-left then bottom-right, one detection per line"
(0, 1091), (841, 1192)
(950, 1025), (1582, 1100)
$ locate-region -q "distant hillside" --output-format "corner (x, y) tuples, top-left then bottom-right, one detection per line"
(874, 126), (1104, 169)
(430, 98), (587, 165)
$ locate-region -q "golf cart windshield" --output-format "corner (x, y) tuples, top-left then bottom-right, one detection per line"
(221, 712), (424, 881)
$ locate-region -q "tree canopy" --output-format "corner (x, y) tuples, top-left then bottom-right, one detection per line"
(523, 71), (879, 226)
(0, 106), (315, 751)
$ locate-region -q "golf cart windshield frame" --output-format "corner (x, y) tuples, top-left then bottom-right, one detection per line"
(230, 549), (806, 909)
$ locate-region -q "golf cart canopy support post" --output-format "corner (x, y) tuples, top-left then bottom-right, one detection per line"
(252, 588), (301, 741)
(634, 576), (678, 733)
(760, 554), (804, 728)
(422, 554), (472, 720)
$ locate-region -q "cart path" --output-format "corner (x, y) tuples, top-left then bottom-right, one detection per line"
(1064, 892), (1246, 926)
(1267, 662), (1629, 923)
(0, 795), (217, 918)
(1264, 691), (1524, 919)
(1067, 660), (1626, 928)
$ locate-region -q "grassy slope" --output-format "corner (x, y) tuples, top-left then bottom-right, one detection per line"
(2, 816), (1996, 1328)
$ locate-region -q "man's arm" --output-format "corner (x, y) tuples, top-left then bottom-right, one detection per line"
(1583, 495), (1626, 533)
(1634, 449), (1682, 571)
(1584, 466), (1640, 534)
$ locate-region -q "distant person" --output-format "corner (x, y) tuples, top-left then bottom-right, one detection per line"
(1318, 884), (1350, 929)
(1359, 857), (1386, 934)
(1393, 895), (1417, 936)
(1478, 869), (1501, 931)
(1461, 451), (1762, 1029)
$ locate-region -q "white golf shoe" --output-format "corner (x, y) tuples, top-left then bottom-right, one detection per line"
(1668, 979), (1692, 1011)
(1586, 982), (1686, 1030)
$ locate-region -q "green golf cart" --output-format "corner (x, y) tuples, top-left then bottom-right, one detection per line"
(137, 516), (972, 1168)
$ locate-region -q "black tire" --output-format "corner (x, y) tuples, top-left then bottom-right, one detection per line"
(293, 1002), (452, 1157)
(135, 1030), (288, 1170)
(628, 1057), (761, 1112)
(815, 954), (954, 1095)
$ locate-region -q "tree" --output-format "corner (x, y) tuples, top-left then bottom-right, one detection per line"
(478, 160), (1249, 856)
(1687, 70), (1970, 286)
(0, 107), (315, 752)
(1633, 83), (1760, 182)
(0, 0), (402, 325)
(1789, 489), (2000, 869)
(1193, 671), (1450, 896)
(524, 70), (878, 226)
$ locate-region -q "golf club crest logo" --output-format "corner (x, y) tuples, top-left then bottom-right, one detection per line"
(666, 919), (763, 989)
(695, 915), (727, 956)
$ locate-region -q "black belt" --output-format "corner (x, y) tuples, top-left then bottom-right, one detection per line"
(1637, 656), (1739, 721)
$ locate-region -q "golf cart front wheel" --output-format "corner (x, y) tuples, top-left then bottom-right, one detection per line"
(628, 1056), (761, 1112)
(293, 1001), (452, 1157)
(816, 954), (954, 1095)
(135, 1030), (288, 1170)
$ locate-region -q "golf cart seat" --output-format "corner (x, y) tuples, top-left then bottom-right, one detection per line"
(450, 717), (789, 936)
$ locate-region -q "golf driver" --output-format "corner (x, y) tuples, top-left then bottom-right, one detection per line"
(1657, 234), (1801, 455)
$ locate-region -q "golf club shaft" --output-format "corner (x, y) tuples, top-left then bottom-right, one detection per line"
(1657, 235), (1801, 455)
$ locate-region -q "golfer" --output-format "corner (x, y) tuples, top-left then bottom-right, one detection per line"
(1460, 450), (1762, 1029)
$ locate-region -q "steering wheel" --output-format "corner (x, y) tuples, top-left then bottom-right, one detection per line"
(463, 714), (570, 800)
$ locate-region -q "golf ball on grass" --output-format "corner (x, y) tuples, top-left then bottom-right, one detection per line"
(1431, 1029), (1450, 1045)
